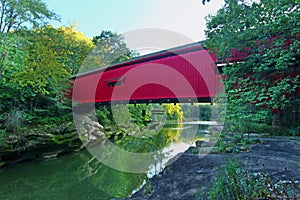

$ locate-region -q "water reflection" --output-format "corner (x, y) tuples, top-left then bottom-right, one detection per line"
(0, 123), (217, 199)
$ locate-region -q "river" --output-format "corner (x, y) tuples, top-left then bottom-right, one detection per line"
(0, 123), (216, 199)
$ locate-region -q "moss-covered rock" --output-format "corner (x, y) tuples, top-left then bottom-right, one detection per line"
(0, 122), (82, 167)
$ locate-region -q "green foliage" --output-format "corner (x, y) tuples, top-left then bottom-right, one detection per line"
(0, 0), (59, 33)
(0, 33), (26, 81)
(0, 24), (94, 131)
(180, 103), (211, 121)
(0, 129), (6, 145)
(285, 126), (300, 136)
(208, 159), (300, 199)
(36, 25), (95, 75)
(96, 104), (150, 128)
(14, 30), (69, 95)
(28, 108), (72, 125)
(271, 126), (300, 136)
(95, 103), (183, 154)
(96, 105), (114, 127)
(199, 104), (212, 121)
(0, 33), (28, 115)
(205, 0), (300, 128)
(3, 108), (24, 132)
(163, 104), (183, 122)
(92, 31), (137, 64)
(79, 30), (138, 73)
(128, 104), (152, 126)
(226, 120), (273, 134)
(213, 131), (263, 153)
(114, 124), (182, 155)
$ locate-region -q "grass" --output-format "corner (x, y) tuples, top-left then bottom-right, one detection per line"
(207, 159), (300, 200)
(212, 132), (263, 154)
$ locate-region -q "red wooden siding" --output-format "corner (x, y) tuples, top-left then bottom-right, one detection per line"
(71, 44), (223, 104)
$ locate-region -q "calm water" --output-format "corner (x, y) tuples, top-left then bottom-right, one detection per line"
(0, 123), (215, 200)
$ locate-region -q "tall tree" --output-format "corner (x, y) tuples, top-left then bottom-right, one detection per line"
(11, 26), (94, 111)
(92, 30), (135, 65)
(78, 31), (138, 74)
(0, 0), (59, 81)
(0, 32), (26, 115)
(205, 0), (300, 127)
(16, 32), (65, 92)
(33, 25), (94, 75)
(0, 32), (24, 81)
(0, 0), (59, 33)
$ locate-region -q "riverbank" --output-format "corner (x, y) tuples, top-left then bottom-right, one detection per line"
(121, 137), (300, 199)
(0, 122), (82, 168)
(1, 120), (299, 199)
(0, 122), (203, 199)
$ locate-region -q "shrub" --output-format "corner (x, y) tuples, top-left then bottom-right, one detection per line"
(3, 108), (24, 132)
(208, 160), (299, 200)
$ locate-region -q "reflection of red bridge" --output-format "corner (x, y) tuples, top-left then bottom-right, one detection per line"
(71, 41), (242, 104)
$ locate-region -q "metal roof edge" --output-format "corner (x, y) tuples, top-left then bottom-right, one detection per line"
(73, 40), (205, 79)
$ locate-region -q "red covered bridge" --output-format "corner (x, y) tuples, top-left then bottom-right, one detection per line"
(71, 41), (241, 104)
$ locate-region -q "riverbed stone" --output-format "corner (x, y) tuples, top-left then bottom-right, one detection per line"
(120, 137), (300, 200)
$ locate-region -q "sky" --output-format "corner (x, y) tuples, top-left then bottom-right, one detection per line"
(44, 0), (224, 41)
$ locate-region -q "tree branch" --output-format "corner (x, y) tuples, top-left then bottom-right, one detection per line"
(0, 0), (8, 33)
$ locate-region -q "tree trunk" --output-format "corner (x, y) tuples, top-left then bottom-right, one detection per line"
(272, 113), (282, 130)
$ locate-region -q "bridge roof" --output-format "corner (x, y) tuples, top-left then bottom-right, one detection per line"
(73, 41), (205, 79)
(71, 40), (226, 104)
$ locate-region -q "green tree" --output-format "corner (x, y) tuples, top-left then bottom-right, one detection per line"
(15, 30), (67, 96)
(205, 0), (300, 128)
(92, 30), (136, 64)
(163, 104), (183, 122)
(0, 0), (59, 80)
(0, 33), (25, 83)
(10, 29), (69, 122)
(0, 24), (94, 126)
(0, 0), (59, 33)
(79, 31), (138, 73)
(0, 33), (26, 119)
(49, 25), (94, 75)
